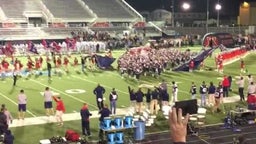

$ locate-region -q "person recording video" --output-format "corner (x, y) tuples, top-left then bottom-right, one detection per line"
(169, 107), (188, 144)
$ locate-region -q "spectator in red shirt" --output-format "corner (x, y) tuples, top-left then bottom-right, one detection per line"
(53, 96), (65, 126)
(247, 94), (256, 110)
(222, 75), (230, 97)
(189, 60), (194, 72)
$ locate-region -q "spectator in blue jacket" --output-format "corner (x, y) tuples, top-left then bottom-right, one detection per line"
(135, 88), (144, 114)
(3, 130), (14, 144)
(128, 86), (136, 110)
(208, 82), (216, 106)
(93, 84), (105, 110)
(80, 103), (92, 136)
(99, 104), (111, 141)
(150, 88), (159, 115)
(145, 89), (151, 109)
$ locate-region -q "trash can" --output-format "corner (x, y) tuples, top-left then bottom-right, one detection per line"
(107, 132), (115, 144)
(134, 120), (145, 141)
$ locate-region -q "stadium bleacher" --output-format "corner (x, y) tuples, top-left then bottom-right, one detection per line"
(0, 28), (41, 36)
(41, 0), (94, 20)
(82, 0), (136, 20)
(41, 27), (85, 36)
(0, 0), (41, 19)
(0, 0), (146, 40)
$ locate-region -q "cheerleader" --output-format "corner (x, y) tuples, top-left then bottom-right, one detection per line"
(14, 60), (23, 75)
(35, 58), (41, 70)
(26, 59), (34, 72)
(73, 57), (78, 67)
(217, 56), (223, 74)
(90, 55), (97, 70)
(63, 57), (69, 72)
(240, 59), (245, 73)
(56, 57), (62, 68)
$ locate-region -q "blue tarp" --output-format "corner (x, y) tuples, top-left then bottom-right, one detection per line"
(95, 55), (116, 69)
(173, 47), (216, 71)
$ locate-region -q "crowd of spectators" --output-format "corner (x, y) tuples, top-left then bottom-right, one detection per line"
(150, 37), (195, 49)
(71, 30), (144, 50)
(0, 29), (144, 56)
(117, 47), (197, 79)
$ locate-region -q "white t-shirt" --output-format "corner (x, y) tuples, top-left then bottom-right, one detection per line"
(18, 93), (27, 104)
(44, 90), (53, 102)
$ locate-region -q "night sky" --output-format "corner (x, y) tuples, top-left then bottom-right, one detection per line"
(125, 0), (251, 18)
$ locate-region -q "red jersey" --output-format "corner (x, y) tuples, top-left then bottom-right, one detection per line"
(240, 61), (245, 69)
(14, 62), (23, 70)
(2, 61), (9, 70)
(35, 60), (41, 69)
(53, 96), (65, 112)
(247, 95), (256, 104)
(218, 59), (223, 69)
(222, 77), (230, 87)
(189, 60), (194, 69)
(64, 58), (69, 65)
(27, 61), (34, 69)
(57, 58), (61, 65)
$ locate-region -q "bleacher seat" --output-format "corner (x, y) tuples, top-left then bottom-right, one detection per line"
(0, 0), (41, 19)
(82, 0), (135, 20)
(41, 0), (93, 19)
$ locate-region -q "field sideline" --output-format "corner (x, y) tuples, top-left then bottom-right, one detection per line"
(1, 48), (255, 143)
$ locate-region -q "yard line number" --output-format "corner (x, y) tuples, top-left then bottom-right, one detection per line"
(65, 89), (86, 94)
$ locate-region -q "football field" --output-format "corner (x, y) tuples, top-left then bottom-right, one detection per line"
(2, 48), (256, 143)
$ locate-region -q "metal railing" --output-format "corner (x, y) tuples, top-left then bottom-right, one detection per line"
(163, 26), (249, 35)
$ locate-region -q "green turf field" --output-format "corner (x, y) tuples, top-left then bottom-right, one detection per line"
(1, 47), (255, 143)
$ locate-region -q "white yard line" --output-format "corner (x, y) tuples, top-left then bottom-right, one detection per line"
(29, 79), (98, 110)
(9, 108), (128, 128)
(71, 75), (129, 95)
(0, 92), (36, 117)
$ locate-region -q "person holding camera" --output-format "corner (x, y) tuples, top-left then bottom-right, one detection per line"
(169, 107), (189, 144)
(80, 103), (92, 136)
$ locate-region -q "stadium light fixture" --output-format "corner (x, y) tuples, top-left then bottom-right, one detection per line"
(242, 2), (249, 8)
(215, 3), (222, 27)
(215, 3), (222, 11)
(182, 2), (190, 10)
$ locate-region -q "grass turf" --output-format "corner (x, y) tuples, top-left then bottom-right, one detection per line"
(0, 47), (254, 143)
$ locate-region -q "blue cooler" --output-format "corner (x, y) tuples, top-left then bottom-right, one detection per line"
(107, 133), (115, 144)
(134, 120), (145, 141)
(115, 132), (124, 143)
(114, 117), (123, 128)
(124, 116), (133, 128)
(102, 117), (112, 130)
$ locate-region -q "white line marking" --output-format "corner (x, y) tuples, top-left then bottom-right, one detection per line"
(29, 79), (98, 109)
(71, 75), (129, 95)
(0, 92), (36, 117)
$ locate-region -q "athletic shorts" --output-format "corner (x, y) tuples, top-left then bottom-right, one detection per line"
(18, 104), (26, 112)
(44, 101), (53, 109)
(55, 110), (63, 117)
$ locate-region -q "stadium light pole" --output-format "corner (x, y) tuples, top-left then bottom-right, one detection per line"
(206, 0), (209, 33)
(215, 3), (222, 27)
(171, 0), (175, 27)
